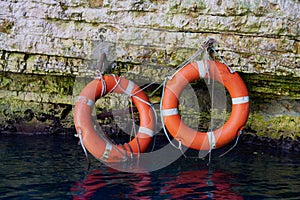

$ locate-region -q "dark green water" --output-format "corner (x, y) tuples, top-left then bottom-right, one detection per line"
(0, 134), (299, 199)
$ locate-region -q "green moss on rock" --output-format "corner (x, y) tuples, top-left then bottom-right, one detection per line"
(0, 72), (76, 133)
(0, 20), (14, 34)
(246, 112), (300, 140)
(0, 72), (75, 95)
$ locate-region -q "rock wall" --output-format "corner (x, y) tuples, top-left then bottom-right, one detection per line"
(0, 0), (300, 148)
(1, 0), (299, 75)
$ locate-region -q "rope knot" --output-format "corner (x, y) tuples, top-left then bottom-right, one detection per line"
(94, 70), (103, 80)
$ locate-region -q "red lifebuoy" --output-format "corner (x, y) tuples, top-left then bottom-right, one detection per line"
(74, 75), (155, 162)
(161, 61), (249, 150)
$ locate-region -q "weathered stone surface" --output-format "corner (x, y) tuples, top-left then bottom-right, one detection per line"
(0, 71), (75, 134)
(241, 73), (300, 140)
(0, 0), (299, 76)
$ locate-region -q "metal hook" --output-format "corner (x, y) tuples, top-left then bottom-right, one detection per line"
(201, 38), (217, 49)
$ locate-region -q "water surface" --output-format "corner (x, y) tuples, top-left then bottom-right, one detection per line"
(0, 134), (299, 199)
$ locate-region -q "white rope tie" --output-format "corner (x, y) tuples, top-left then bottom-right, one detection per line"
(206, 52), (215, 164)
(75, 128), (89, 160)
(210, 47), (235, 74)
(178, 140), (187, 158)
(94, 72), (107, 97)
(129, 98), (140, 157)
(94, 70), (102, 80)
(219, 130), (243, 157)
(109, 74), (121, 94)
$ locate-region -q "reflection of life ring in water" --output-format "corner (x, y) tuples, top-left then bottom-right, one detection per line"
(161, 61), (250, 150)
(74, 75), (155, 162)
(72, 168), (152, 200)
(71, 167), (242, 199)
(160, 169), (243, 199)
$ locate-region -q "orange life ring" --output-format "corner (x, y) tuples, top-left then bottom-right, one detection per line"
(161, 61), (249, 150)
(74, 75), (155, 162)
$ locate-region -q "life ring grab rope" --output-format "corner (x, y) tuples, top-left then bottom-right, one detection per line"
(75, 40), (249, 162)
(109, 76), (157, 158)
(76, 75), (155, 161)
(74, 74), (157, 162)
(110, 75), (159, 148)
(160, 57), (250, 154)
(75, 75), (129, 162)
(159, 73), (213, 155)
(95, 75), (130, 161)
(159, 51), (211, 152)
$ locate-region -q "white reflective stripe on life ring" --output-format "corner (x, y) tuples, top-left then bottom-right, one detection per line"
(77, 96), (95, 107)
(232, 96), (249, 105)
(207, 131), (216, 149)
(124, 80), (135, 96)
(139, 127), (154, 137)
(196, 61), (207, 78)
(100, 142), (112, 161)
(161, 108), (179, 117)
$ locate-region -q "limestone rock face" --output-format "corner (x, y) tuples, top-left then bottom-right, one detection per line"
(0, 0), (299, 75)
